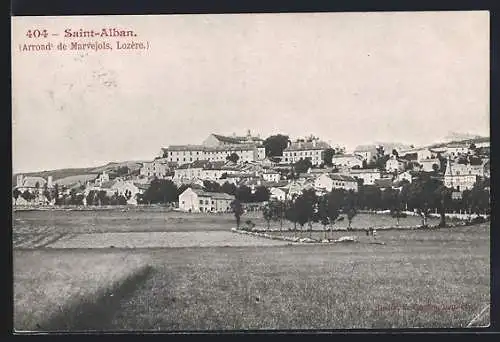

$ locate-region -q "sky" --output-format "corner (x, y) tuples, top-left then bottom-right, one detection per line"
(12, 11), (489, 173)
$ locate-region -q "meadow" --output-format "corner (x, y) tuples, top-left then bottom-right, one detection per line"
(12, 208), (490, 331)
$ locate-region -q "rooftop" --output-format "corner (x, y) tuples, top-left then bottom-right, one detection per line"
(190, 188), (235, 200)
(284, 140), (330, 151)
(163, 143), (261, 152)
(349, 168), (380, 173)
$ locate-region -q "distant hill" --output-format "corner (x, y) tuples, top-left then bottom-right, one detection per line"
(428, 135), (489, 149)
(12, 161), (147, 186)
(442, 131), (484, 143)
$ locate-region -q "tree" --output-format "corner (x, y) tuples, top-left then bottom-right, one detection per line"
(253, 186), (270, 202)
(203, 180), (221, 193)
(392, 149), (399, 157)
(235, 185), (252, 203)
(317, 195), (330, 239)
(322, 148), (336, 167)
(143, 179), (178, 204)
(53, 183), (60, 205)
(407, 174), (442, 227)
(86, 190), (97, 206)
(21, 190), (35, 202)
(435, 184), (452, 227)
(97, 190), (109, 206)
(294, 192), (315, 236)
(294, 158), (313, 175)
(386, 188), (405, 226)
(43, 187), (52, 203)
(285, 199), (299, 231)
(226, 153), (240, 163)
(12, 188), (21, 205)
(301, 189), (318, 237)
(344, 190), (358, 230)
(221, 182), (237, 196)
(116, 166), (130, 177)
(263, 134), (290, 157)
(263, 202), (274, 229)
(358, 185), (382, 210)
(327, 189), (344, 238)
(230, 199), (244, 229)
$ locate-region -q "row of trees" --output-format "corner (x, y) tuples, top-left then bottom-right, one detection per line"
(258, 188), (358, 238)
(131, 178), (272, 205)
(230, 174), (489, 233)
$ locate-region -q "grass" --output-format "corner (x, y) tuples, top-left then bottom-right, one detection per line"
(12, 209), (490, 330)
(106, 224), (489, 330)
(13, 250), (152, 331)
(12, 209), (441, 240)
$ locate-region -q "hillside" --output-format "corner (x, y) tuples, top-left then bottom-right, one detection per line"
(12, 161), (147, 185)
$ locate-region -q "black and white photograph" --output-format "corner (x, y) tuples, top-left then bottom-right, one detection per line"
(11, 11), (490, 331)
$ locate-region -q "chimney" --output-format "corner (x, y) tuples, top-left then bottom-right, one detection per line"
(287, 140), (292, 148)
(48, 176), (53, 188)
(313, 140), (317, 148)
(16, 174), (24, 187)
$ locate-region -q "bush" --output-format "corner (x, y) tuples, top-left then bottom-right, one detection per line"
(470, 216), (487, 225)
(240, 219), (256, 231)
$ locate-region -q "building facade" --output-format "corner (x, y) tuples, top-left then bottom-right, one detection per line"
(140, 158), (175, 179)
(282, 139), (330, 166)
(330, 154), (364, 168)
(161, 133), (265, 166)
(178, 187), (235, 213)
(348, 169), (381, 185)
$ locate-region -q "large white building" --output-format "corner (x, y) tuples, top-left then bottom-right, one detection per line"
(161, 132), (265, 166)
(399, 147), (433, 161)
(178, 187), (235, 213)
(314, 173), (358, 193)
(282, 139), (330, 166)
(140, 158), (176, 179)
(348, 168), (381, 185)
(330, 154), (364, 168)
(444, 159), (487, 191)
(353, 145), (378, 163)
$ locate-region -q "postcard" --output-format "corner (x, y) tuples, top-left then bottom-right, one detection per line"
(11, 11), (490, 332)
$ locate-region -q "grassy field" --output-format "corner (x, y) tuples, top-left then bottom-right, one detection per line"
(12, 209), (490, 331)
(103, 224), (490, 330)
(13, 250), (152, 331)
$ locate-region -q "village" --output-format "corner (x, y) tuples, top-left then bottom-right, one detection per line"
(12, 130), (490, 220)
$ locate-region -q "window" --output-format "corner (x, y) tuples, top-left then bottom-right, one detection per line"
(199, 200), (203, 204)
(205, 200), (209, 205)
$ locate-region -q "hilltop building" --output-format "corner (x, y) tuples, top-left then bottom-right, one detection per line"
(160, 131), (265, 165)
(282, 138), (330, 165)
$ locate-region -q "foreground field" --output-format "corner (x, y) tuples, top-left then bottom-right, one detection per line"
(106, 224), (489, 330)
(13, 250), (152, 331)
(12, 209), (490, 331)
